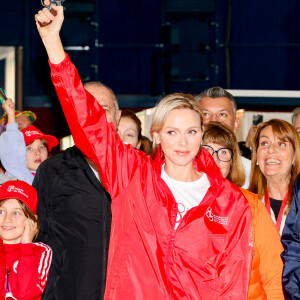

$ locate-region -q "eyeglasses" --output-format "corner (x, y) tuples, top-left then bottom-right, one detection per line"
(202, 145), (233, 162)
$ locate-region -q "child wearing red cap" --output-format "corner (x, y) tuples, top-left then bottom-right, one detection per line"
(0, 99), (58, 185)
(0, 180), (52, 300)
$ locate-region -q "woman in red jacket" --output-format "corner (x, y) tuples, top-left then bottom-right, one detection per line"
(0, 180), (52, 300)
(35, 4), (253, 299)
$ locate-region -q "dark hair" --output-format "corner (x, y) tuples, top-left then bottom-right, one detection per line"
(139, 135), (153, 156)
(195, 86), (237, 113)
(0, 199), (40, 241)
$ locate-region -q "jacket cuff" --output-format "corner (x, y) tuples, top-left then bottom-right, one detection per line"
(48, 52), (70, 70)
(6, 123), (18, 131)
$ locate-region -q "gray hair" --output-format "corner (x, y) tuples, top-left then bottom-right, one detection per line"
(194, 86), (237, 113)
(84, 81), (119, 112)
(292, 107), (300, 125)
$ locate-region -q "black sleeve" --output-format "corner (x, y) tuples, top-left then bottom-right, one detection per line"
(33, 161), (50, 244)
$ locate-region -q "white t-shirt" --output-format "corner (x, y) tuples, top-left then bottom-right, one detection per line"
(161, 165), (210, 229)
(85, 157), (100, 181)
(241, 156), (251, 189)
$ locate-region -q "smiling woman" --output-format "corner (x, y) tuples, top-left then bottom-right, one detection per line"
(35, 4), (254, 299)
(249, 119), (300, 234)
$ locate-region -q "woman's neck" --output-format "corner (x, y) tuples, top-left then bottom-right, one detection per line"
(164, 163), (202, 182)
(267, 179), (289, 200)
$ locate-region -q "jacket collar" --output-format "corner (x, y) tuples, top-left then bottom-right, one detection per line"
(153, 146), (223, 195)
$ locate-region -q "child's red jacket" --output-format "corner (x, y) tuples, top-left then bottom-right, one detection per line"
(0, 240), (52, 300)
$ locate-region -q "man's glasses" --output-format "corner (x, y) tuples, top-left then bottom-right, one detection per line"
(202, 145), (233, 162)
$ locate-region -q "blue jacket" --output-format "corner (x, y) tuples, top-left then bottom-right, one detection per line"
(0, 123), (34, 185)
(281, 174), (300, 299)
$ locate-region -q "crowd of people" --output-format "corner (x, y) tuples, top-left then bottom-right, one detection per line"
(0, 2), (300, 300)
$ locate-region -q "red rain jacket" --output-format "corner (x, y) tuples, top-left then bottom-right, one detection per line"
(50, 54), (253, 299)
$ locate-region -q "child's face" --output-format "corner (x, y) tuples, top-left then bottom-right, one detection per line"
(26, 139), (48, 171)
(0, 199), (27, 244)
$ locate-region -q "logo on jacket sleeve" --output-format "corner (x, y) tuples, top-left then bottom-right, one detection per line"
(206, 207), (228, 225)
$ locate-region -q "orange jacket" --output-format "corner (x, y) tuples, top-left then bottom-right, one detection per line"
(241, 189), (284, 300)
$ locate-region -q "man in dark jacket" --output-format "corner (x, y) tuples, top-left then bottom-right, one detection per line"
(281, 173), (300, 300)
(33, 82), (121, 300)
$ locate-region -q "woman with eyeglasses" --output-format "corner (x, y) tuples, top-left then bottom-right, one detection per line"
(202, 122), (284, 300)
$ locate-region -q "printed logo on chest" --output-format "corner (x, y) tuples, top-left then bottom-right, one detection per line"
(206, 207), (229, 225)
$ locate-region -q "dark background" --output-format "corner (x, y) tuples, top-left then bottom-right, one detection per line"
(1, 0), (300, 140)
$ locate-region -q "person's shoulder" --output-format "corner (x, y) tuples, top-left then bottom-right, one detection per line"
(240, 188), (258, 202)
(31, 242), (52, 253)
(38, 146), (82, 171)
(218, 178), (248, 206)
(221, 177), (242, 192)
(32, 242), (52, 251)
(239, 188), (259, 210)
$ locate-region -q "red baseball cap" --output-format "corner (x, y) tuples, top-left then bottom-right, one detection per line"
(0, 181), (38, 214)
(21, 125), (59, 152)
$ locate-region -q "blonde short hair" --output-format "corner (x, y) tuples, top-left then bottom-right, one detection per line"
(150, 93), (203, 147)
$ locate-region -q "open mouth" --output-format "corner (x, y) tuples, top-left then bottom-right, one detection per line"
(1, 226), (15, 230)
(266, 158), (281, 165)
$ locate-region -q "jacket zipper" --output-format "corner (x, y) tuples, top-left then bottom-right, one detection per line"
(6, 269), (10, 292)
(165, 208), (178, 298)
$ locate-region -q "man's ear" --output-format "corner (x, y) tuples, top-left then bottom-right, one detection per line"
(117, 110), (122, 126)
(233, 117), (240, 133)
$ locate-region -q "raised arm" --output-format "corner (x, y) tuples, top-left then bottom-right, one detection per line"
(35, 2), (65, 64)
(35, 3), (145, 196)
(0, 99), (34, 184)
